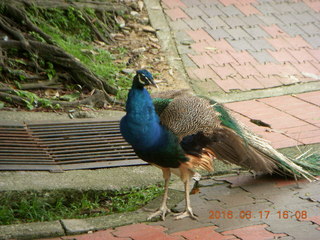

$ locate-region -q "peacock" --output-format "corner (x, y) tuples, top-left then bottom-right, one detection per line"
(120, 69), (320, 220)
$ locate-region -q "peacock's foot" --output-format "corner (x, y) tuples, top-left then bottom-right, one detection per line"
(174, 208), (198, 220)
(147, 206), (171, 221)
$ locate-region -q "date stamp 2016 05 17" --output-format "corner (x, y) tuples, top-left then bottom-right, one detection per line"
(209, 210), (308, 220)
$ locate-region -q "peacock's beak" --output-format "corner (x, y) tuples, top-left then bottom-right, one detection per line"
(149, 78), (159, 88)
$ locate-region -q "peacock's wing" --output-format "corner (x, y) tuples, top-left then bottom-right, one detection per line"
(154, 95), (221, 140)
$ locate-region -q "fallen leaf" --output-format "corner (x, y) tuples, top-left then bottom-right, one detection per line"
(115, 16), (125, 28)
(138, 1), (144, 11)
(142, 25), (156, 33)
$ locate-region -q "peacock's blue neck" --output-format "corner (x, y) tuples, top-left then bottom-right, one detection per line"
(120, 86), (166, 150)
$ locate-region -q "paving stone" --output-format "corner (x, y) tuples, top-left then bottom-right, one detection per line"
(294, 12), (318, 24)
(303, 35), (320, 48)
(236, 4), (261, 16)
(207, 28), (233, 40)
(184, 17), (211, 30)
(186, 28), (214, 42)
(188, 53), (216, 67)
(292, 62), (320, 76)
(238, 76), (265, 90)
(275, 13), (300, 26)
(290, 1), (313, 13)
(190, 41), (211, 52)
(267, 49), (298, 63)
(228, 50), (257, 64)
(61, 229), (131, 240)
(254, 2), (280, 15)
(300, 23), (320, 36)
(248, 38), (275, 51)
(172, 226), (236, 240)
(210, 63), (237, 79)
(165, 8), (190, 21)
(162, 0), (187, 9)
(231, 62), (262, 78)
(169, 19), (192, 30)
(174, 30), (194, 43)
(199, 0), (223, 7)
(257, 15), (284, 26)
(254, 62), (282, 76)
(226, 27), (253, 40)
(177, 44), (196, 54)
(307, 49), (320, 61)
(277, 24), (307, 37)
(222, 224), (287, 240)
(209, 39), (234, 51)
(218, 5), (244, 17)
(199, 4), (225, 17)
(309, 11), (320, 21)
(220, 15), (246, 28)
(305, 1), (320, 12)
(183, 6), (205, 18)
(113, 224), (182, 240)
(266, 37), (290, 50)
(296, 91), (320, 106)
(287, 48), (318, 63)
(209, 51), (237, 65)
(192, 65), (220, 79)
(204, 16), (229, 29)
(249, 50), (278, 63)
(181, 0), (202, 7)
(243, 25), (270, 39)
(239, 15), (264, 27)
(214, 78), (245, 92)
(261, 25), (290, 38)
(227, 39), (255, 51)
(283, 36), (312, 49)
(272, 2), (294, 14)
(265, 219), (320, 240)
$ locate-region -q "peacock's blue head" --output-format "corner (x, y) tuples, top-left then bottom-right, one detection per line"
(133, 69), (157, 88)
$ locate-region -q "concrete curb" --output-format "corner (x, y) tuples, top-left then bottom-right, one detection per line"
(0, 188), (184, 240)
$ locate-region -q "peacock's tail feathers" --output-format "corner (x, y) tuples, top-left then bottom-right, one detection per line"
(185, 148), (215, 172)
(210, 101), (320, 181)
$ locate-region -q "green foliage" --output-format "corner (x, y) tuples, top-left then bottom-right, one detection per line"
(12, 89), (60, 110)
(25, 5), (132, 101)
(59, 92), (80, 102)
(0, 185), (163, 225)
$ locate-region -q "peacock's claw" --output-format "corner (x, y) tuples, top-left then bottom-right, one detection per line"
(147, 206), (171, 221)
(174, 208), (198, 220)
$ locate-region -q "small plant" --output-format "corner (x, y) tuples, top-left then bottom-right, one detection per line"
(12, 89), (60, 110)
(0, 185), (163, 225)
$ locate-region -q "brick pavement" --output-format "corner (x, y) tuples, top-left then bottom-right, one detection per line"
(165, 0), (320, 92)
(163, 0), (320, 150)
(41, 174), (320, 240)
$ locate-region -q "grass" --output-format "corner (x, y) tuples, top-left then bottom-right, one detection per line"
(26, 6), (132, 101)
(0, 185), (163, 225)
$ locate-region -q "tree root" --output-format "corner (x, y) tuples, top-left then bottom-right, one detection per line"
(0, 89), (111, 108)
(0, 0), (127, 108)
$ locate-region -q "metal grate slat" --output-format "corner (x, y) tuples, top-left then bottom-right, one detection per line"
(0, 120), (145, 171)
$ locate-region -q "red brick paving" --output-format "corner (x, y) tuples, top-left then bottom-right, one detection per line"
(163, 0), (320, 92)
(224, 91), (320, 149)
(222, 224), (287, 240)
(171, 226), (237, 240)
(112, 224), (183, 240)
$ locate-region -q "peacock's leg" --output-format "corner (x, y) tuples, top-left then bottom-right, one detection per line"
(147, 168), (171, 221)
(174, 165), (198, 220)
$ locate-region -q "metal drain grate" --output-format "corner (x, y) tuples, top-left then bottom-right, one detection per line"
(0, 120), (146, 172)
